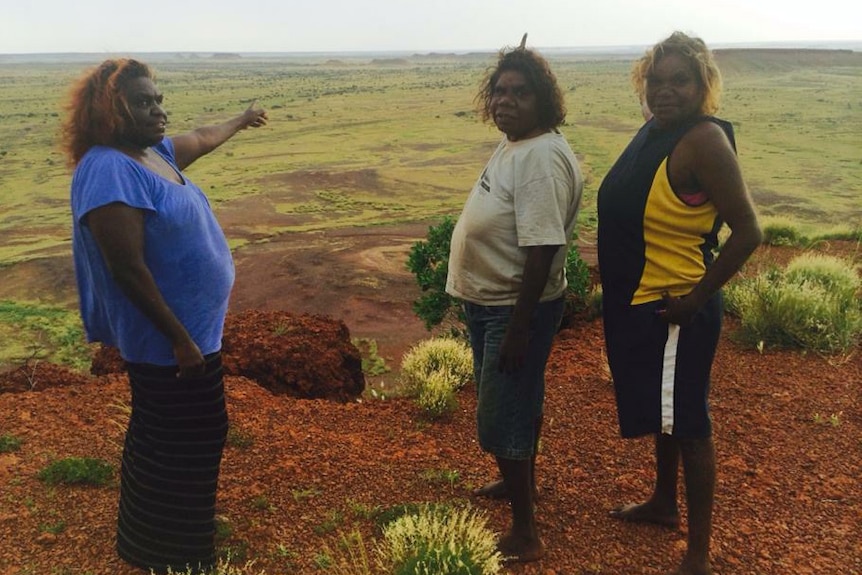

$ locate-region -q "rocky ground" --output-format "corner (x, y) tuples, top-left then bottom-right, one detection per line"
(0, 227), (859, 575)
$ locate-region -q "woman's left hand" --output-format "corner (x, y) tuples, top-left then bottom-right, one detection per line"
(241, 100), (268, 129)
(656, 292), (700, 326)
(498, 327), (529, 373)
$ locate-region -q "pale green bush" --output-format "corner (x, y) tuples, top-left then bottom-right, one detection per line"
(156, 552), (266, 575)
(318, 530), (377, 575)
(379, 505), (502, 575)
(415, 370), (459, 418)
(784, 254), (860, 299)
(401, 338), (473, 392)
(725, 254), (861, 353)
(400, 338), (473, 417)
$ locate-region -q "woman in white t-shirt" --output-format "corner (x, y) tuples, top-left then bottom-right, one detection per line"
(446, 39), (583, 563)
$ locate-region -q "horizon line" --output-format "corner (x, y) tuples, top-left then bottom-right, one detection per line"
(2, 39), (861, 58)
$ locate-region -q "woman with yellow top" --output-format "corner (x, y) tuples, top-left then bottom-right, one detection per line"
(597, 32), (761, 575)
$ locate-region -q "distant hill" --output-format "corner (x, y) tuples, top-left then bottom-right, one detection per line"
(714, 48), (862, 74)
(2, 42), (859, 66)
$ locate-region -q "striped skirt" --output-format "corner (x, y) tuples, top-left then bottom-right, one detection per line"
(118, 353), (229, 574)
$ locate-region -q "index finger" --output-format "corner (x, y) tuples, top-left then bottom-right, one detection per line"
(247, 99), (258, 111)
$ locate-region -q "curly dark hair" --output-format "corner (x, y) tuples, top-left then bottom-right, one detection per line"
(476, 46), (566, 130)
(61, 58), (154, 167)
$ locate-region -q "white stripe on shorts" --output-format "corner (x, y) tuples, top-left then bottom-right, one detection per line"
(661, 324), (681, 435)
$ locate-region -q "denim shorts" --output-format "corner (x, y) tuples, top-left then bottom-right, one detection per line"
(464, 297), (564, 460)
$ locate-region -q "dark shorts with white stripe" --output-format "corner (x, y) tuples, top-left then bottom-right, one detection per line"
(603, 293), (722, 439)
(118, 352), (229, 574)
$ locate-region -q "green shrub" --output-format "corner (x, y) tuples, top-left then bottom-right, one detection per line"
(760, 218), (806, 247)
(379, 505), (502, 575)
(353, 338), (390, 377)
(784, 253), (860, 299)
(406, 217), (462, 331)
(725, 254), (861, 353)
(0, 433), (22, 453)
(37, 457), (113, 486)
(564, 240), (591, 314)
(407, 218), (592, 331)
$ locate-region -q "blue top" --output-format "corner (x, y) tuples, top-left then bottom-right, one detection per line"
(71, 138), (235, 365)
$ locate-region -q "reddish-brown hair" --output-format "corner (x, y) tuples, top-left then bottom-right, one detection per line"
(61, 59), (153, 166)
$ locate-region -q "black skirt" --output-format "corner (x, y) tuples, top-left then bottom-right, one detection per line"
(118, 352), (229, 574)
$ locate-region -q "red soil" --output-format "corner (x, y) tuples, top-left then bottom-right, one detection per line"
(0, 226), (859, 575)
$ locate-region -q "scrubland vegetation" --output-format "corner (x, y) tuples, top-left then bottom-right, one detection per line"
(0, 49), (860, 368)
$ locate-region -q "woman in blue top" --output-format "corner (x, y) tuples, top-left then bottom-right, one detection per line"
(62, 58), (266, 574)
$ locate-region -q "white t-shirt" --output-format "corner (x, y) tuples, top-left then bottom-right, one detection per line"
(446, 131), (583, 305)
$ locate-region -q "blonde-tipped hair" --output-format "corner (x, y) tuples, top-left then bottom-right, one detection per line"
(631, 31), (722, 115)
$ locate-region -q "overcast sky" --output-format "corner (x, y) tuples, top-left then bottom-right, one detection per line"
(2, 0), (859, 54)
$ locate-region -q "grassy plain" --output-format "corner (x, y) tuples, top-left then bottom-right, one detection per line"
(0, 49), (860, 366)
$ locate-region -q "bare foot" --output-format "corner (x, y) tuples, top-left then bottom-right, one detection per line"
(665, 563), (712, 575)
(609, 501), (680, 528)
(472, 479), (508, 499)
(471, 479), (540, 501)
(497, 532), (545, 563)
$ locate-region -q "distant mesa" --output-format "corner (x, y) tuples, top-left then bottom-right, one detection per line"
(211, 52), (242, 60)
(370, 57), (410, 66)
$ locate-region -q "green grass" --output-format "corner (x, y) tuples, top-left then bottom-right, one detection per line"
(0, 300), (92, 369)
(36, 457), (114, 486)
(0, 433), (23, 453)
(2, 53), (859, 266)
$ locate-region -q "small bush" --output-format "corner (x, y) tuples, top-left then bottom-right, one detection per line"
(585, 284), (603, 320)
(784, 254), (859, 299)
(37, 457), (113, 486)
(564, 241), (591, 314)
(379, 504), (502, 575)
(415, 371), (459, 418)
(725, 254), (861, 353)
(407, 218), (592, 332)
(760, 217), (806, 247)
(400, 338), (473, 418)
(406, 217), (462, 331)
(0, 433), (22, 453)
(353, 338), (390, 377)
(810, 225), (862, 243)
(318, 530), (376, 575)
(158, 550), (266, 575)
(400, 338), (473, 393)
(374, 502), (447, 532)
(227, 425), (255, 449)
